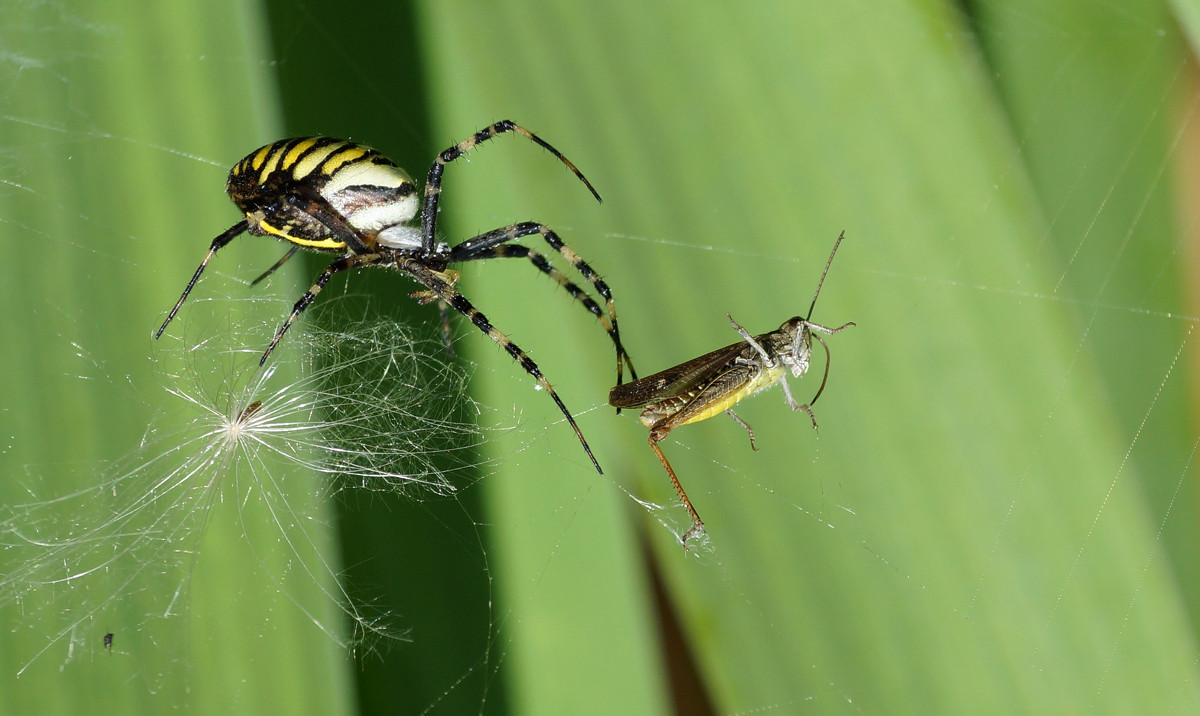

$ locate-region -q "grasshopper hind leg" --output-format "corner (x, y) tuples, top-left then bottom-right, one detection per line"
(647, 434), (705, 545)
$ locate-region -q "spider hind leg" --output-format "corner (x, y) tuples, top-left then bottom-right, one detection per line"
(399, 256), (603, 474)
(448, 222), (637, 387)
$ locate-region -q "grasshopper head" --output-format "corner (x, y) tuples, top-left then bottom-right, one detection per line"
(778, 317), (813, 378)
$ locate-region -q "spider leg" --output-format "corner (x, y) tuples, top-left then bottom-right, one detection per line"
(410, 272), (458, 355)
(419, 120), (602, 254)
(282, 191), (373, 254)
(249, 246), (300, 287)
(398, 256), (603, 475)
(451, 241), (636, 387)
(449, 222), (637, 385)
(461, 244), (616, 336)
(260, 253), (381, 365)
(156, 220), (249, 339)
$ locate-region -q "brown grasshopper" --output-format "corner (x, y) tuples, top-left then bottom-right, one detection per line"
(609, 232), (853, 543)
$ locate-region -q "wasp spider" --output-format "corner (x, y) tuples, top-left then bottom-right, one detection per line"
(155, 121), (635, 473)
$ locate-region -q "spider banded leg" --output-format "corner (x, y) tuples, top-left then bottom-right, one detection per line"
(156, 220), (250, 339)
(460, 244), (615, 341)
(420, 120), (602, 254)
(399, 256), (603, 474)
(260, 253), (381, 365)
(451, 242), (636, 386)
(449, 222), (636, 385)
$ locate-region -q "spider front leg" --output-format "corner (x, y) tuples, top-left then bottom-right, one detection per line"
(260, 252), (381, 365)
(419, 120), (602, 254)
(449, 222), (636, 387)
(399, 256), (603, 475)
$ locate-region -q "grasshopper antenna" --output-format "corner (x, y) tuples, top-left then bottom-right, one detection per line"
(805, 230), (846, 320)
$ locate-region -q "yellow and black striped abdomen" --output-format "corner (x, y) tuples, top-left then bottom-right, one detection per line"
(226, 137), (419, 253)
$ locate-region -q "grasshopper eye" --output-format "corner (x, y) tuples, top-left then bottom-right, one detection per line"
(794, 324), (810, 364)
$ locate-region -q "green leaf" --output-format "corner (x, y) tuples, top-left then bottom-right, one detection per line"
(5, 1), (1198, 713)
(419, 0), (1200, 712)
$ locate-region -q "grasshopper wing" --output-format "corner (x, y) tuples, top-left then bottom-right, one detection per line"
(609, 340), (748, 409)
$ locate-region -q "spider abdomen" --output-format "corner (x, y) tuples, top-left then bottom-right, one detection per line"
(227, 137), (417, 253)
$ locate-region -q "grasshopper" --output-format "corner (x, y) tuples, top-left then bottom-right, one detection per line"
(609, 232), (853, 543)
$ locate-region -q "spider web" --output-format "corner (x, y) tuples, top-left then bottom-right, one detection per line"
(2, 1), (1200, 714)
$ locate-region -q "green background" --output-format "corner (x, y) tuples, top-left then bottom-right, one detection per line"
(2, 0), (1200, 713)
